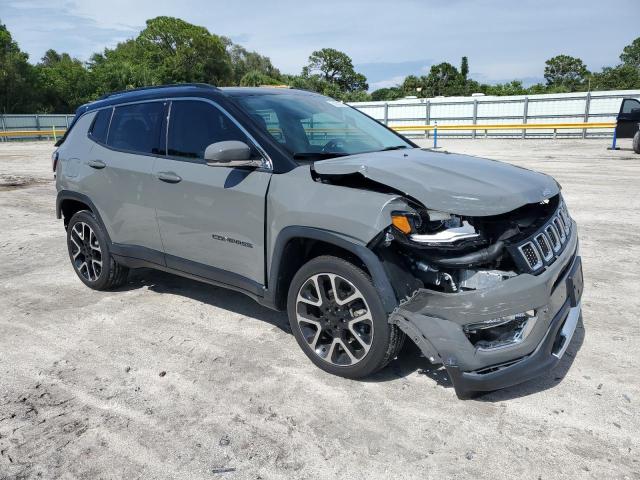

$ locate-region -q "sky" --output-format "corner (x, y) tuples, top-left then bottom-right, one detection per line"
(2, 0), (639, 90)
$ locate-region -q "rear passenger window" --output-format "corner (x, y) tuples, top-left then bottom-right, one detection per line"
(167, 101), (252, 160)
(89, 108), (111, 144)
(107, 102), (164, 154)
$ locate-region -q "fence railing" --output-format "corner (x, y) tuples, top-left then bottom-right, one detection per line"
(0, 114), (74, 142)
(350, 89), (639, 139)
(2, 89), (638, 142)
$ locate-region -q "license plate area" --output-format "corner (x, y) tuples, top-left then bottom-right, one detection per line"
(566, 256), (583, 308)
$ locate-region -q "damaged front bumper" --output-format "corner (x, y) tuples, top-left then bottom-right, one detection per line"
(391, 221), (583, 398)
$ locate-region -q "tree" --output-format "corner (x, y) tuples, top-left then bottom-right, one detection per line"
(239, 70), (281, 87)
(479, 80), (528, 96)
(303, 48), (368, 93)
(460, 56), (469, 79)
(543, 55), (589, 89)
(591, 64), (640, 90)
(370, 87), (404, 101)
(36, 49), (96, 113)
(0, 22), (39, 112)
(227, 43), (281, 84)
(423, 62), (463, 97)
(136, 16), (232, 85)
(620, 37), (640, 71)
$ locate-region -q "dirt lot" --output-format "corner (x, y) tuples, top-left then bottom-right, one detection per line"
(0, 139), (638, 480)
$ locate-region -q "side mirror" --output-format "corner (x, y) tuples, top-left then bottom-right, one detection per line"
(204, 140), (263, 168)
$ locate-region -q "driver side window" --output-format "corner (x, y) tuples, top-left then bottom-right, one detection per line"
(167, 100), (254, 161)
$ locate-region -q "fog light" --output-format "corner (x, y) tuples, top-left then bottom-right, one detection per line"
(464, 310), (537, 350)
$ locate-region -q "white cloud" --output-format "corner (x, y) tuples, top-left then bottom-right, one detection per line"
(2, 0), (639, 82)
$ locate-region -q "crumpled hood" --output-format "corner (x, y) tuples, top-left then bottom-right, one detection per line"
(312, 148), (560, 216)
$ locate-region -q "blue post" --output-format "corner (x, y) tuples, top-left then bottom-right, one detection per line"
(433, 122), (438, 149)
(607, 127), (619, 150)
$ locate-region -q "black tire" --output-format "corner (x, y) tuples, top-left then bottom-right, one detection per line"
(287, 255), (404, 379)
(66, 210), (129, 290)
(633, 130), (640, 154)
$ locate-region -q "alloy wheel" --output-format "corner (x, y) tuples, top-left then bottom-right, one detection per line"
(69, 222), (103, 282)
(295, 273), (374, 366)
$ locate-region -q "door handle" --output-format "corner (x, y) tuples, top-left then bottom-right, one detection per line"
(157, 171), (182, 183)
(87, 160), (106, 169)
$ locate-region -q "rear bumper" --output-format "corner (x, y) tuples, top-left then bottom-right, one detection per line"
(391, 221), (583, 397)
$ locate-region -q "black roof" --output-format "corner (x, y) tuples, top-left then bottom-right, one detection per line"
(77, 83), (320, 116)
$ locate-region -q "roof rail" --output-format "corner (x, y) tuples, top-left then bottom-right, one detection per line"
(97, 83), (217, 100)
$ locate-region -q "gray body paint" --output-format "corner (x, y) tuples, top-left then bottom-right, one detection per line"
(392, 223), (579, 371)
(313, 148), (560, 216)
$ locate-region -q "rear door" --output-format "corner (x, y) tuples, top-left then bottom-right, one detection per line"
(152, 99), (271, 286)
(83, 101), (166, 259)
(616, 98), (640, 138)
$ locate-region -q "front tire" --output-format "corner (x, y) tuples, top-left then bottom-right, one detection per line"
(287, 255), (404, 379)
(66, 210), (129, 290)
(633, 130), (640, 154)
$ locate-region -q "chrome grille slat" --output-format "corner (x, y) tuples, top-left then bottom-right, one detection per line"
(535, 233), (553, 261)
(514, 201), (572, 273)
(553, 217), (566, 242)
(518, 241), (542, 270)
(545, 225), (561, 252)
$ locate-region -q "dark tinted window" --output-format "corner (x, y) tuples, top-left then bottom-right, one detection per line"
(168, 101), (251, 160)
(622, 99), (640, 114)
(89, 108), (111, 144)
(107, 102), (164, 154)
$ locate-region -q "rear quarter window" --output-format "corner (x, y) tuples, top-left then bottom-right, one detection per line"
(107, 102), (165, 155)
(88, 108), (112, 144)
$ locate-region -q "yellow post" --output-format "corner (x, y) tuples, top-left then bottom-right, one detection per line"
(52, 125), (57, 142)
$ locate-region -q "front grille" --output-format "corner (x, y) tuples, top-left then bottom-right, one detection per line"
(535, 233), (553, 260)
(519, 242), (542, 270)
(508, 201), (573, 274)
(545, 225), (561, 252)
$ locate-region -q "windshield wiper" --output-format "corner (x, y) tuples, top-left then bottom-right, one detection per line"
(292, 152), (350, 160)
(380, 145), (409, 151)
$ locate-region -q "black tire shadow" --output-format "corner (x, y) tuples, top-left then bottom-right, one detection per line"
(121, 268), (291, 334)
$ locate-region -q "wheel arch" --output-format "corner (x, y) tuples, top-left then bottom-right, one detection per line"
(266, 226), (398, 313)
(56, 191), (110, 241)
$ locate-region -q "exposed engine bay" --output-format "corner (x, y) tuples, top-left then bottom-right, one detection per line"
(371, 193), (571, 296)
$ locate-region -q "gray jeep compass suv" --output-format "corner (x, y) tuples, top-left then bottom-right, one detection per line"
(54, 83), (583, 398)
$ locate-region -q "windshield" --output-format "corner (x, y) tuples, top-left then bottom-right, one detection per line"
(234, 93), (413, 161)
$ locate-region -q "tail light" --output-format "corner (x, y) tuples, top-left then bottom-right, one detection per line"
(52, 150), (59, 173)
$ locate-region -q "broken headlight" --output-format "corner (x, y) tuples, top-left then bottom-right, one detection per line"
(463, 310), (537, 350)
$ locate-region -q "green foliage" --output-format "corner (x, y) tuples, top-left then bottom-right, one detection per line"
(478, 80), (528, 96)
(302, 48), (368, 94)
(544, 54), (589, 89)
(460, 56), (469, 79)
(0, 22), (39, 113)
(620, 37), (640, 70)
(1, 18), (639, 113)
(227, 43), (281, 84)
(370, 87), (404, 101)
(591, 64), (640, 90)
(37, 50), (96, 113)
(239, 70), (281, 87)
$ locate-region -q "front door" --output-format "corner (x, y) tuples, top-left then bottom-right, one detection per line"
(152, 99), (271, 288)
(616, 98), (640, 139)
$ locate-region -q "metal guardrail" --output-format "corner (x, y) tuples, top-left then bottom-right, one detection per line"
(0, 122), (616, 144)
(0, 128), (65, 141)
(352, 90), (639, 139)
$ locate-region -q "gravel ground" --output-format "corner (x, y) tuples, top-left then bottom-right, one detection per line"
(0, 139), (638, 480)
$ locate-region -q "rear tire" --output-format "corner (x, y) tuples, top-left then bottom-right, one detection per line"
(287, 255), (404, 379)
(66, 210), (129, 290)
(633, 130), (640, 154)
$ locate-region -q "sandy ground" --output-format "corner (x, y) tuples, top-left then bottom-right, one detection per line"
(0, 139), (638, 480)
